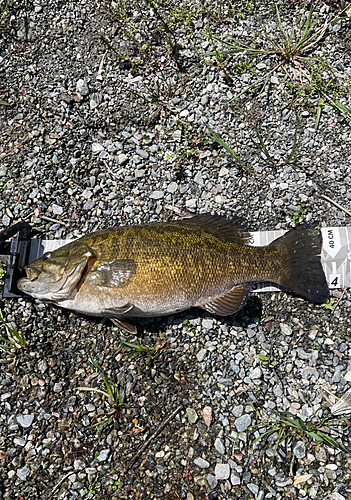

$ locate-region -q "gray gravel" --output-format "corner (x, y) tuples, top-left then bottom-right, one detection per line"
(1, 0), (351, 499)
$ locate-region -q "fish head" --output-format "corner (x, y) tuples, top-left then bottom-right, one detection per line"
(17, 243), (96, 301)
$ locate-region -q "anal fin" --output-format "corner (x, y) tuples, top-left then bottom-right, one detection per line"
(198, 284), (250, 316)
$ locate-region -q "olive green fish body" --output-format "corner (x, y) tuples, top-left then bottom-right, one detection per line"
(47, 221), (251, 316)
(17, 215), (329, 332)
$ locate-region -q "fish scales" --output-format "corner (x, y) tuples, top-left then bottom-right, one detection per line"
(86, 225), (264, 302)
(17, 215), (329, 333)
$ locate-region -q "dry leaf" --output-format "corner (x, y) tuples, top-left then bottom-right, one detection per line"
(293, 474), (313, 486)
(203, 406), (212, 427)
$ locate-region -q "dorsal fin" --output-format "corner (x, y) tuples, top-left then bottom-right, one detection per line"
(178, 214), (250, 245)
(197, 284), (250, 316)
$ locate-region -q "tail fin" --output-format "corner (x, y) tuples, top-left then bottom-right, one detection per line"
(269, 225), (329, 303)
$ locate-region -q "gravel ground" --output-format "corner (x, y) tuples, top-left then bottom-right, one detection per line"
(1, 0), (351, 499)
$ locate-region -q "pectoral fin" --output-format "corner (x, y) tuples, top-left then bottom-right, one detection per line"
(91, 259), (137, 288)
(198, 284), (250, 316)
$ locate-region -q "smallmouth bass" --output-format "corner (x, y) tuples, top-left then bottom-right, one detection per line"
(17, 215), (329, 333)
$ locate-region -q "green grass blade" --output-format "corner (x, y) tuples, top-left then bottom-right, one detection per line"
(318, 433), (350, 452)
(275, 5), (287, 43)
(301, 5), (314, 43)
(296, 4), (307, 39)
(90, 418), (113, 429)
(200, 49), (245, 57)
(307, 430), (324, 442)
(0, 343), (14, 352)
(280, 416), (307, 431)
(327, 416), (350, 424)
(199, 33), (263, 56)
(251, 426), (281, 445)
(120, 339), (143, 351)
(87, 347), (116, 402)
(323, 93), (351, 120)
(9, 327), (25, 346)
(0, 335), (15, 346)
(230, 61), (283, 102)
(287, 112), (300, 162)
(315, 99), (323, 132)
(0, 0), (11, 25)
(87, 347), (104, 373)
(273, 428), (288, 454)
(205, 124), (243, 165)
(250, 127), (273, 163)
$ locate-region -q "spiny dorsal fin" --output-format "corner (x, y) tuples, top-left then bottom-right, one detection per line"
(197, 284), (250, 316)
(178, 214), (250, 245)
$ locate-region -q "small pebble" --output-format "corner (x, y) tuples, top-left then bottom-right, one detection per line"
(16, 466), (30, 480)
(293, 441), (306, 459)
(231, 470), (241, 485)
(206, 473), (218, 488)
(214, 437), (225, 455)
(196, 349), (207, 362)
(215, 463), (230, 480)
(150, 190), (164, 200)
(186, 408), (198, 424)
(234, 414), (251, 432)
(76, 78), (89, 96)
(16, 414), (34, 428)
(96, 449), (109, 462)
(194, 457), (210, 469)
(136, 149), (149, 159)
(280, 324), (292, 336)
(247, 483), (259, 496)
(118, 153), (128, 165)
(167, 182), (178, 194)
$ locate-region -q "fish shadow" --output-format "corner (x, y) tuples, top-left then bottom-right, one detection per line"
(135, 295), (263, 337)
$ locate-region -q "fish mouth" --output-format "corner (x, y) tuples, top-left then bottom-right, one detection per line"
(23, 266), (40, 282)
(17, 267), (40, 293)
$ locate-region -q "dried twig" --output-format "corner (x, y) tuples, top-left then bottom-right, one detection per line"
(38, 215), (69, 227)
(126, 404), (183, 470)
(320, 194), (351, 217)
(319, 388), (335, 407)
(51, 471), (76, 495)
(164, 204), (195, 218)
(332, 288), (346, 314)
(106, 166), (118, 178)
(289, 454), (295, 477)
(97, 50), (108, 76)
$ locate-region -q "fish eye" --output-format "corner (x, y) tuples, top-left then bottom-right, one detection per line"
(43, 252), (51, 261)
